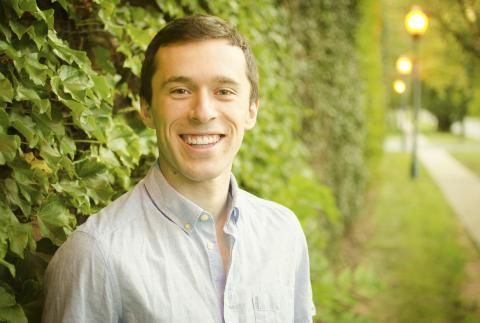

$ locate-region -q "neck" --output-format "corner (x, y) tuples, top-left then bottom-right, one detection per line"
(160, 167), (231, 222)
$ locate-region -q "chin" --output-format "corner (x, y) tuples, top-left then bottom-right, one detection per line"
(182, 165), (230, 183)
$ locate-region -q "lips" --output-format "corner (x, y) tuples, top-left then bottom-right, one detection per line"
(180, 134), (224, 145)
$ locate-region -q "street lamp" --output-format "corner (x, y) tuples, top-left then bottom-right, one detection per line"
(405, 5), (428, 179)
(395, 55), (412, 151)
(393, 79), (406, 94)
(396, 55), (412, 75)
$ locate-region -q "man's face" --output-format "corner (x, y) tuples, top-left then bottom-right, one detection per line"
(141, 39), (259, 187)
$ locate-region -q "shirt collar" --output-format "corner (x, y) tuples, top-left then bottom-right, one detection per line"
(143, 163), (241, 234)
(229, 175), (241, 224)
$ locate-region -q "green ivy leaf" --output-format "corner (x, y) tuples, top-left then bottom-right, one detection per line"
(85, 172), (115, 205)
(0, 40), (20, 60)
(39, 143), (62, 168)
(27, 21), (48, 49)
(0, 302), (27, 323)
(0, 134), (20, 165)
(75, 157), (107, 178)
(32, 98), (52, 116)
(106, 122), (141, 168)
(41, 9), (55, 29)
(50, 76), (68, 100)
(32, 110), (65, 139)
(60, 136), (76, 158)
(122, 55), (142, 77)
(92, 46), (116, 74)
(53, 180), (90, 213)
(10, 113), (39, 148)
(79, 105), (111, 142)
(58, 65), (93, 98)
(0, 73), (13, 103)
(9, 20), (30, 39)
(0, 24), (12, 41)
(0, 210), (16, 277)
(0, 108), (9, 134)
(4, 0), (35, 17)
(60, 99), (84, 123)
(14, 163), (48, 205)
(15, 83), (41, 101)
(4, 178), (31, 217)
(23, 53), (50, 85)
(125, 25), (152, 50)
(36, 195), (76, 246)
(91, 75), (113, 102)
(0, 284), (16, 308)
(48, 31), (91, 70)
(7, 223), (34, 258)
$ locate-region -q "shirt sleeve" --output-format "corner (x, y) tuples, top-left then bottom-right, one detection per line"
(42, 231), (121, 323)
(294, 229), (316, 323)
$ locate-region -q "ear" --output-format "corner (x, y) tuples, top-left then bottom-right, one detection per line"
(245, 99), (259, 130)
(140, 98), (155, 129)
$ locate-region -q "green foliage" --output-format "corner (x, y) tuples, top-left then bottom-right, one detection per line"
(422, 83), (468, 132)
(356, 0), (386, 177)
(289, 0), (369, 220)
(0, 0), (161, 321)
(0, 0), (388, 320)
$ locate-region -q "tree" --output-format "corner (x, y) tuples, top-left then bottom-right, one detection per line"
(423, 84), (469, 131)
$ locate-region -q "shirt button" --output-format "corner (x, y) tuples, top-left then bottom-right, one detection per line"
(206, 241), (215, 250)
(184, 223), (192, 230)
(200, 213), (209, 221)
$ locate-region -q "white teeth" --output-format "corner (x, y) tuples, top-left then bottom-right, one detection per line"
(183, 135), (221, 145)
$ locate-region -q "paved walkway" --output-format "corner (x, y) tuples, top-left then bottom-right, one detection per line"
(386, 112), (480, 246)
(419, 148), (480, 247)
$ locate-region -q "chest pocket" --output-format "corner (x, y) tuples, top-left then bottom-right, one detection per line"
(252, 294), (283, 323)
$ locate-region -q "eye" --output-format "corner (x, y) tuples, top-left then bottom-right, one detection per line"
(216, 88), (236, 96)
(171, 88), (189, 95)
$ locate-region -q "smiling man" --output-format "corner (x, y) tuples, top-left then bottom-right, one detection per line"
(43, 15), (315, 323)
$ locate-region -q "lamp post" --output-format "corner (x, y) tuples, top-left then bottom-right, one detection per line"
(405, 6), (428, 179)
(395, 55), (412, 151)
(393, 78), (407, 150)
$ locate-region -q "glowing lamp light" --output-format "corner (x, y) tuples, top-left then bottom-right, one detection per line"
(393, 79), (406, 94)
(405, 6), (429, 36)
(396, 55), (412, 75)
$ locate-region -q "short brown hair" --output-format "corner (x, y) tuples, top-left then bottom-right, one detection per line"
(140, 15), (258, 105)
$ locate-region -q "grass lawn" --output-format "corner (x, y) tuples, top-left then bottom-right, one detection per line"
(450, 152), (480, 178)
(423, 130), (479, 144)
(353, 152), (480, 323)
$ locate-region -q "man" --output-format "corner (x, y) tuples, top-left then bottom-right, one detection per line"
(43, 14), (315, 323)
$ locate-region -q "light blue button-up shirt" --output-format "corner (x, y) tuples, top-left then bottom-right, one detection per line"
(42, 163), (315, 322)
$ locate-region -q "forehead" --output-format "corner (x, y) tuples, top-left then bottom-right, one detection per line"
(152, 39), (248, 83)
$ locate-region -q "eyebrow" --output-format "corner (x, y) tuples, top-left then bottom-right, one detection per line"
(160, 76), (241, 89)
(212, 76), (240, 87)
(161, 76), (193, 89)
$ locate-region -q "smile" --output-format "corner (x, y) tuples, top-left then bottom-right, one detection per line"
(180, 134), (224, 146)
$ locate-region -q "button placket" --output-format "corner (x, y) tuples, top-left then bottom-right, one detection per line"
(206, 240), (215, 250)
(200, 213), (209, 222)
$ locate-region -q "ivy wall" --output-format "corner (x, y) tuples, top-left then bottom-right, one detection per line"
(0, 0), (385, 322)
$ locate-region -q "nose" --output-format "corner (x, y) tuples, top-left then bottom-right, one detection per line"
(189, 90), (217, 123)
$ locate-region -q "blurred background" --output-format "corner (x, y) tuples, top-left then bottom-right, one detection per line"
(0, 0), (479, 322)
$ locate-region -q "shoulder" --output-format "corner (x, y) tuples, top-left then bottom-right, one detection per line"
(237, 189), (303, 233)
(78, 178), (148, 236)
